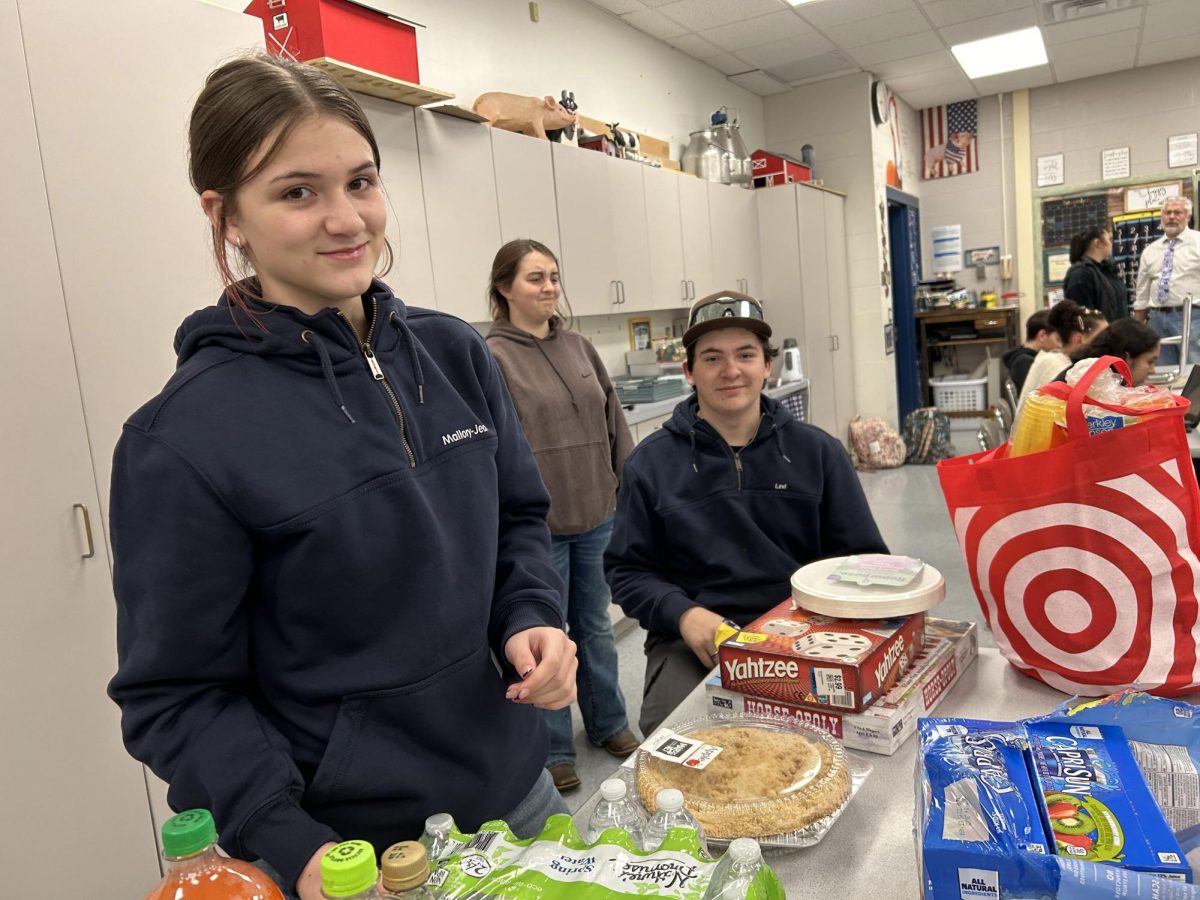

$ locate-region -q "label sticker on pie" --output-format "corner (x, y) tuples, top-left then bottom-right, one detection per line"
(646, 730), (724, 769)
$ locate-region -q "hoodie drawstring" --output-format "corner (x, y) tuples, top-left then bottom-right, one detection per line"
(688, 429), (699, 473)
(774, 424), (792, 464)
(534, 339), (580, 414)
(389, 311), (426, 404)
(302, 330), (356, 424)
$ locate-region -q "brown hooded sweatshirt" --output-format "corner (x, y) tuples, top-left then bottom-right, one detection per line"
(487, 317), (633, 535)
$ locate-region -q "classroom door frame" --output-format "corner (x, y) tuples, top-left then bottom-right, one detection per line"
(887, 185), (922, 423)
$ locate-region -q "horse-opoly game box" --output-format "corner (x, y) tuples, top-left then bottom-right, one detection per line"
(706, 618), (976, 754)
(716, 600), (925, 713)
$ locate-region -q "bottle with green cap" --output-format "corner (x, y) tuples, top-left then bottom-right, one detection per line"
(379, 841), (437, 897)
(321, 840), (384, 899)
(143, 808), (284, 900)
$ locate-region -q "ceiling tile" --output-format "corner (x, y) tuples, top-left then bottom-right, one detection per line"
(920, 0), (1032, 29)
(766, 51), (859, 83)
(1042, 7), (1143, 44)
(698, 10), (814, 52)
(970, 63), (1055, 94)
(727, 69), (794, 95)
(1142, 0), (1200, 42)
(701, 50), (756, 75)
(1047, 28), (1139, 63)
(822, 9), (934, 48)
(938, 7), (1040, 45)
(870, 50), (960, 80)
(1052, 49), (1138, 82)
(639, 0), (678, 6)
(793, 0), (918, 28)
(656, 0), (783, 32)
(736, 32), (838, 69)
(618, 7), (689, 39)
(886, 68), (975, 96)
(665, 32), (721, 56)
(848, 30), (946, 67)
(585, 0), (645, 15)
(899, 84), (980, 110)
(1136, 33), (1200, 66)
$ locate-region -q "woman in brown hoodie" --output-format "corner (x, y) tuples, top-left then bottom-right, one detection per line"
(486, 239), (639, 793)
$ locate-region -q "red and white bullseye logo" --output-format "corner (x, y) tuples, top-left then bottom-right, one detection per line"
(951, 462), (1200, 694)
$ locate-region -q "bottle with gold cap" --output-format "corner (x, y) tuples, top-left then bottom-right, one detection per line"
(321, 841), (384, 900)
(143, 809), (284, 900)
(380, 841), (438, 897)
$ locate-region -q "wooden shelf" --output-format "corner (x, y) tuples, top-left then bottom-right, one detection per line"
(927, 338), (1009, 347)
(425, 103), (488, 123)
(308, 57), (454, 107)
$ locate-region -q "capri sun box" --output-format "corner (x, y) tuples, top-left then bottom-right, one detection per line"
(716, 599), (925, 713)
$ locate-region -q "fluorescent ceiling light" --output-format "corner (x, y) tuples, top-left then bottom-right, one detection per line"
(783, 0), (820, 5)
(951, 26), (1048, 79)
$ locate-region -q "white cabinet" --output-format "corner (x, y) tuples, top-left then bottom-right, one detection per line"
(642, 167), (691, 311)
(491, 127), (561, 257)
(678, 174), (715, 302)
(632, 412), (672, 444)
(756, 183), (856, 439)
(2, 0), (160, 891)
(416, 109), (502, 322)
(362, 98), (437, 309)
(709, 184), (762, 297)
(551, 144), (652, 316)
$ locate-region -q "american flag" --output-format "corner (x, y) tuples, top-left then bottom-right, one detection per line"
(921, 99), (979, 179)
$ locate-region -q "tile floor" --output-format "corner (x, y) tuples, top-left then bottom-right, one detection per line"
(562, 456), (993, 812)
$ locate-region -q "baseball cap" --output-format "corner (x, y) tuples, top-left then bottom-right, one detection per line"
(682, 290), (772, 348)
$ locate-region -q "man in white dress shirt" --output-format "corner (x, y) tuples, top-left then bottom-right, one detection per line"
(1133, 196), (1200, 365)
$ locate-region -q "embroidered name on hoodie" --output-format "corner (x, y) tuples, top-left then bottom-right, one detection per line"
(442, 423), (490, 446)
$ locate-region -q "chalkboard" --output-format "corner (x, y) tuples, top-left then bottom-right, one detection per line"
(1041, 194), (1109, 248)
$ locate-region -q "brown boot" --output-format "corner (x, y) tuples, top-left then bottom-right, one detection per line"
(600, 728), (641, 758)
(548, 762), (581, 793)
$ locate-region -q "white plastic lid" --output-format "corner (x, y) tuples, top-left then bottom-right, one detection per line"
(424, 813), (452, 833)
(600, 779), (628, 802)
(656, 788), (684, 811)
(790, 556), (945, 618)
(728, 838), (761, 864)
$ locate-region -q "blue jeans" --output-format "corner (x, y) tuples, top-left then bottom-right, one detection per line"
(253, 769), (568, 898)
(1149, 307), (1200, 366)
(545, 516), (630, 766)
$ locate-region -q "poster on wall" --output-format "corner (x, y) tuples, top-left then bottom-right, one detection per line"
(1168, 133), (1198, 168)
(1036, 153), (1064, 187)
(921, 99), (978, 179)
(931, 224), (963, 273)
(1101, 147), (1130, 180)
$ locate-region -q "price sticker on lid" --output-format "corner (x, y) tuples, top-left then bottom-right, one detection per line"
(645, 729), (724, 770)
(825, 554), (924, 587)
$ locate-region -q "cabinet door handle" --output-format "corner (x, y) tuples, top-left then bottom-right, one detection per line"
(611, 280), (619, 305)
(73, 502), (95, 560)
(618, 281), (626, 304)
(681, 280), (689, 303)
(688, 280), (695, 300)
(829, 335), (839, 352)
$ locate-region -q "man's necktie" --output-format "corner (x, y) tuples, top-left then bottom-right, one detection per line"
(1158, 237), (1179, 304)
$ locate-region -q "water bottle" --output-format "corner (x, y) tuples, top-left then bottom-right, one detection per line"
(643, 788), (707, 854)
(380, 841), (437, 897)
(321, 840), (384, 899)
(419, 812), (457, 862)
(701, 838), (764, 899)
(585, 778), (649, 847)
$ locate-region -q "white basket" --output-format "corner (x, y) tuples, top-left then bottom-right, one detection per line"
(929, 374), (987, 413)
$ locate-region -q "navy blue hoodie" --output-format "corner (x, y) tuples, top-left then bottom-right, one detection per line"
(108, 283), (563, 889)
(604, 395), (888, 635)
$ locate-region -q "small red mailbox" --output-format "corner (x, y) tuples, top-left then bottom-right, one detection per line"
(245, 0), (421, 84)
(751, 150), (812, 189)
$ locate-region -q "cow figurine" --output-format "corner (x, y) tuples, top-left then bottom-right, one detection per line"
(471, 92), (579, 141)
(547, 90), (578, 145)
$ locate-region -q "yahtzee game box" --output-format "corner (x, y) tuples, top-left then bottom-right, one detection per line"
(717, 600), (925, 713)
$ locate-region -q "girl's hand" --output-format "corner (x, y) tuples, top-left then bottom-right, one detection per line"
(504, 627), (577, 709)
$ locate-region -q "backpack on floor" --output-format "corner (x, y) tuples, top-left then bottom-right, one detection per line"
(902, 407), (954, 465)
(847, 416), (906, 470)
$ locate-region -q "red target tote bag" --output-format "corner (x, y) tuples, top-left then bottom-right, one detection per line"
(937, 357), (1200, 696)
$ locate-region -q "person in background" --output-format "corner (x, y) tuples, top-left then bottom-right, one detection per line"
(604, 290), (888, 735)
(1063, 225), (1128, 323)
(1002, 309), (1059, 395)
(485, 239), (639, 794)
(107, 55), (576, 900)
(1052, 318), (1161, 387)
(1134, 197), (1200, 366)
(1017, 300), (1107, 410)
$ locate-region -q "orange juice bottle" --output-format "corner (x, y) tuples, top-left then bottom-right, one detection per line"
(1009, 390), (1068, 457)
(144, 809), (284, 900)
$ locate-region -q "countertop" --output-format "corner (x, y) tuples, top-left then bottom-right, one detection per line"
(622, 379), (809, 426)
(570, 648), (1068, 898)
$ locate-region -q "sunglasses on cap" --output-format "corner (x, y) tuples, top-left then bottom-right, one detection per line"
(688, 295), (766, 327)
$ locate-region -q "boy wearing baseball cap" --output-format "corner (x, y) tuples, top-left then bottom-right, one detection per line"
(604, 290), (887, 734)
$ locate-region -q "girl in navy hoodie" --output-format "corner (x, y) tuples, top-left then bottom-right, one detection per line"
(107, 55), (576, 900)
